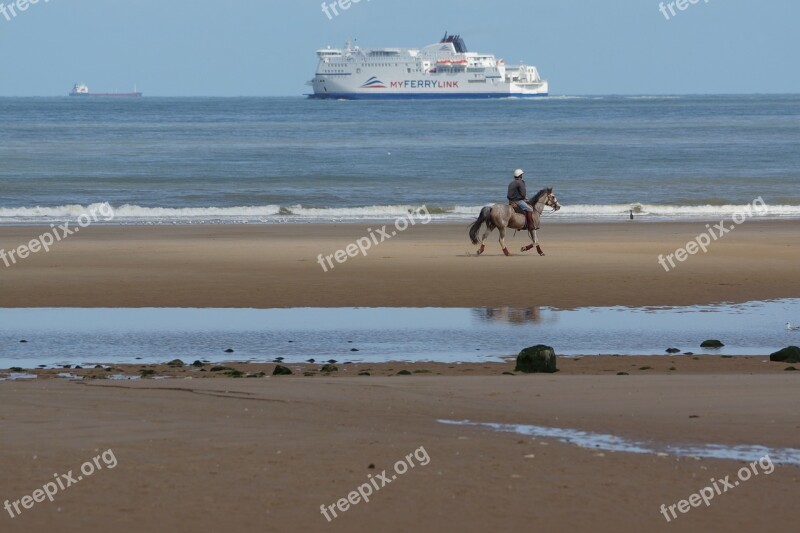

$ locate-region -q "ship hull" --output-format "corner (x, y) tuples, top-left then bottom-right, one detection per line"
(69, 93), (143, 98)
(309, 91), (548, 100)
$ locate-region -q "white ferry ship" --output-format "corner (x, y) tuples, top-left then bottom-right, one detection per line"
(309, 34), (548, 99)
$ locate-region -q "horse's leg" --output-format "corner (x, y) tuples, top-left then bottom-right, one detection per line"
(477, 226), (492, 255)
(499, 226), (511, 256)
(521, 229), (535, 253)
(533, 229), (545, 256)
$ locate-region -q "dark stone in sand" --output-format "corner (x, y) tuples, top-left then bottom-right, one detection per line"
(19, 340), (28, 343)
(224, 349), (234, 353)
(320, 364), (338, 373)
(502, 372), (516, 376)
(192, 360), (205, 367)
(274, 357), (284, 362)
(273, 365), (293, 376)
(139, 369), (156, 376)
(350, 348), (359, 352)
(10, 367), (24, 372)
(701, 340), (724, 348)
(683, 352), (694, 356)
(224, 369), (245, 378)
(785, 366), (798, 371)
(689, 415), (700, 419)
(74, 366), (82, 369)
(167, 359), (185, 367)
(413, 369), (430, 374)
(303, 372), (316, 377)
(666, 348), (681, 354)
(617, 372), (629, 375)
(327, 359), (337, 364)
(94, 365), (104, 369)
(397, 370), (412, 375)
(210, 366), (230, 372)
(515, 345), (558, 374)
(358, 372), (370, 376)
(721, 355), (734, 359)
(770, 346), (800, 364)
(306, 359), (316, 363)
(62, 365), (71, 369)
(368, 463), (375, 469)
(247, 372), (267, 378)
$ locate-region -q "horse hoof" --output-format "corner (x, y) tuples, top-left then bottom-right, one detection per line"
(503, 248), (511, 257)
(539, 252), (546, 257)
(477, 245), (485, 255)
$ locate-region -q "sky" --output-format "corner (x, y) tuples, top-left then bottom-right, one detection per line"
(0, 0), (797, 96)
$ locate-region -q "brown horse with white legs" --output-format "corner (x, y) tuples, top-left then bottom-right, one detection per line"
(469, 188), (561, 256)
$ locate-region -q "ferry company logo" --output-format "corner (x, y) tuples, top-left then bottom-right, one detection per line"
(360, 77), (387, 89)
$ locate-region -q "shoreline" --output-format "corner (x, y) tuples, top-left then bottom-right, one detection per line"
(4, 356), (798, 379)
(1, 219), (798, 309)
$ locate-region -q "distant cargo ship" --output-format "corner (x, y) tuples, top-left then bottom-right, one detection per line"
(308, 33), (548, 99)
(69, 83), (142, 97)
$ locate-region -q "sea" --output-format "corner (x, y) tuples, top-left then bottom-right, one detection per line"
(1, 94), (799, 225)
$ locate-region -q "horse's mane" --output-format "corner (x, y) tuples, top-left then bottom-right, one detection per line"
(530, 188), (551, 205)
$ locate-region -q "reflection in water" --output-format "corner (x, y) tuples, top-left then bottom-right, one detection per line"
(474, 307), (555, 326)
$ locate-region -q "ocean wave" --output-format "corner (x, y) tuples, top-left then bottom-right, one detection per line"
(1, 202), (799, 225)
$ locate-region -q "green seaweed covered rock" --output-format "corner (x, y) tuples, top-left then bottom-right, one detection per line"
(272, 365), (293, 376)
(700, 340), (725, 348)
(770, 346), (800, 364)
(515, 345), (558, 374)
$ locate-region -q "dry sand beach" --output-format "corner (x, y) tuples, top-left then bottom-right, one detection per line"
(2, 220), (799, 533)
(0, 220), (798, 308)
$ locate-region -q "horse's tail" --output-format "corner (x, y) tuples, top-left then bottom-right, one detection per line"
(469, 206), (492, 245)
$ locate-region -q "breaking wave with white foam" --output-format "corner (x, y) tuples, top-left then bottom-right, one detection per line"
(1, 202), (799, 225)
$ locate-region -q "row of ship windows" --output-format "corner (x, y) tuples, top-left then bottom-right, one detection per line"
(323, 68), (425, 74)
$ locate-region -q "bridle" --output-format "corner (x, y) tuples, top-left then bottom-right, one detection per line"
(542, 193), (561, 215)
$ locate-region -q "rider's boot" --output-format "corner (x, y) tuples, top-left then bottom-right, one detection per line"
(525, 211), (535, 231)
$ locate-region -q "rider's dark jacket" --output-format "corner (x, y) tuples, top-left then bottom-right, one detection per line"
(507, 179), (527, 202)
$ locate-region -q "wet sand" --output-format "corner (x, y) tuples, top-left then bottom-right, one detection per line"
(0, 220), (798, 308)
(1, 368), (798, 533)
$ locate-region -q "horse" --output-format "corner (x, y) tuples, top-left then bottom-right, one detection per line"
(469, 188), (561, 256)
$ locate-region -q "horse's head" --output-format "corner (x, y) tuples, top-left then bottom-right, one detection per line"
(545, 188), (561, 212)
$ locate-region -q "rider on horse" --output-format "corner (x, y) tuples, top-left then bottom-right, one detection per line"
(507, 169), (535, 231)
